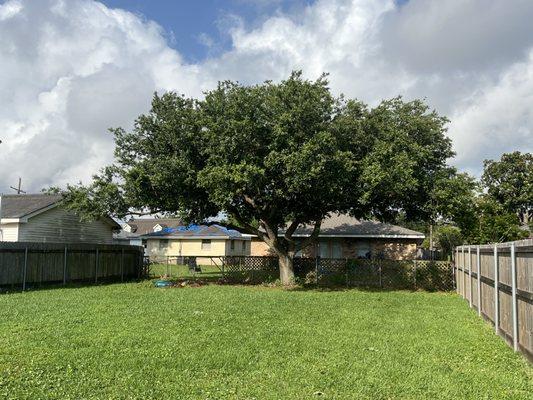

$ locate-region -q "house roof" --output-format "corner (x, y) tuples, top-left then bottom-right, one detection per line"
(142, 224), (248, 240)
(0, 193), (120, 229)
(123, 218), (183, 236)
(283, 214), (425, 239)
(0, 194), (63, 218)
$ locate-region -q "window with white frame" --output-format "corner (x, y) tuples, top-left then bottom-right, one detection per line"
(201, 239), (211, 250)
(159, 240), (168, 251)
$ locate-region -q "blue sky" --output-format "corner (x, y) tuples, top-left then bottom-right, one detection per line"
(100, 0), (315, 62)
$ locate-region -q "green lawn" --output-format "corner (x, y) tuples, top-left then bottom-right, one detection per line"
(148, 263), (223, 280)
(0, 283), (531, 399)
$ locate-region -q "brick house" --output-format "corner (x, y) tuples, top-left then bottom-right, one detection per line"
(250, 214), (424, 260)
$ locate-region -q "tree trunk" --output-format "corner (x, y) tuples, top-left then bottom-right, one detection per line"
(278, 254), (295, 286)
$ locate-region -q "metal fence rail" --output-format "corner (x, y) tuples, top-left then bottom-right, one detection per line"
(0, 242), (145, 290)
(454, 239), (533, 362)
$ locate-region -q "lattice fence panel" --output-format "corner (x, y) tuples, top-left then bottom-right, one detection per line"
(223, 256), (278, 284)
(221, 256), (454, 290)
(415, 261), (455, 291)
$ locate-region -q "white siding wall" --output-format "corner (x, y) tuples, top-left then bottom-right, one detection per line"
(17, 207), (115, 244)
(0, 223), (19, 241)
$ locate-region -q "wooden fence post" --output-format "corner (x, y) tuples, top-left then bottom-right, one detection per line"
(510, 243), (518, 351)
(22, 247), (28, 291)
(468, 246), (472, 307)
(63, 246), (68, 285)
(493, 244), (499, 335)
(476, 246), (481, 316)
(452, 249), (457, 290)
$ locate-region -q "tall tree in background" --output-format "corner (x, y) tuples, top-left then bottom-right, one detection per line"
(59, 72), (454, 285)
(471, 196), (529, 243)
(482, 151), (532, 225)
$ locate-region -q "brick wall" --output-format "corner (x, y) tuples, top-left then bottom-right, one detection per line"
(250, 237), (419, 260)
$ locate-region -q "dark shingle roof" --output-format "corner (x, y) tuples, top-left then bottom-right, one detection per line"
(287, 214), (424, 238)
(123, 218), (183, 236)
(0, 194), (62, 218)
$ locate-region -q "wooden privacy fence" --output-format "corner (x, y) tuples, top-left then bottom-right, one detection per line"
(223, 256), (455, 291)
(0, 242), (145, 290)
(454, 239), (533, 362)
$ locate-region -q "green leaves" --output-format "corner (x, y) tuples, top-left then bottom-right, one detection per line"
(482, 151), (532, 225)
(59, 72), (456, 256)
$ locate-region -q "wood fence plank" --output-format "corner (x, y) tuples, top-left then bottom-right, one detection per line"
(0, 242), (143, 287)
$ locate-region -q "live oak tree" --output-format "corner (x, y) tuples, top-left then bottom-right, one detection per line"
(482, 151), (532, 225)
(60, 72), (454, 285)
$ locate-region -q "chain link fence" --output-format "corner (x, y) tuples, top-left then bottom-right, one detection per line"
(225, 256), (454, 290)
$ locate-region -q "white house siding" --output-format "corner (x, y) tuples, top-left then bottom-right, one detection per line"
(0, 223), (19, 241)
(146, 238), (251, 264)
(17, 207), (115, 244)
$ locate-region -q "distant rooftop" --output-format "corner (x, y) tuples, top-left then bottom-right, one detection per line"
(284, 214), (424, 238)
(0, 194), (62, 219)
(142, 224), (247, 239)
(123, 218), (183, 236)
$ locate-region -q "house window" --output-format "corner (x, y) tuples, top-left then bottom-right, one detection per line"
(230, 240), (235, 250)
(295, 240), (303, 257)
(201, 239), (211, 250)
(159, 240), (168, 251)
(332, 241), (342, 258)
(357, 242), (371, 259)
(319, 241), (329, 258)
(242, 241), (246, 251)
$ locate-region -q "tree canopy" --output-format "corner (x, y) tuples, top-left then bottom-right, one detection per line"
(482, 151), (532, 225)
(60, 72), (455, 284)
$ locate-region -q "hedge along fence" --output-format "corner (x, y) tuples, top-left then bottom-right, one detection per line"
(222, 256), (455, 291)
(455, 239), (533, 362)
(0, 242), (145, 290)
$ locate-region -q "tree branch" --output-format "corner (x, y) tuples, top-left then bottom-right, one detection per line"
(295, 219), (322, 252)
(125, 209), (163, 217)
(260, 219), (279, 244)
(284, 219), (301, 242)
(243, 195), (257, 209)
(222, 206), (267, 242)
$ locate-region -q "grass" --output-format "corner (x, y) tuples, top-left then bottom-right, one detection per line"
(148, 263), (223, 281)
(0, 283), (531, 399)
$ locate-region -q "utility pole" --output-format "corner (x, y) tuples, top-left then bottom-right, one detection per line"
(10, 177), (26, 194)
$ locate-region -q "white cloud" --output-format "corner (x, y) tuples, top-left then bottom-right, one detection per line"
(0, 0), (21, 20)
(0, 0), (532, 193)
(449, 50), (533, 172)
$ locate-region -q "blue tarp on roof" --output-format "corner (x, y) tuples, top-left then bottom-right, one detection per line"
(144, 224), (243, 238)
